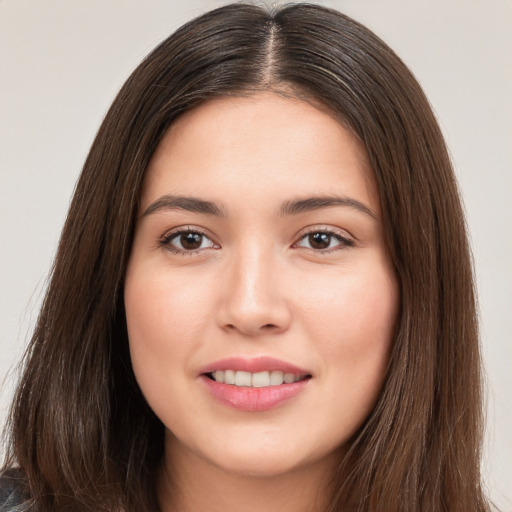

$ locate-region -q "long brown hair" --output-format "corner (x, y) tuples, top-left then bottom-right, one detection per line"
(2, 3), (489, 511)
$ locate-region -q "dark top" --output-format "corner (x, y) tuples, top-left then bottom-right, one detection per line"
(0, 469), (27, 511)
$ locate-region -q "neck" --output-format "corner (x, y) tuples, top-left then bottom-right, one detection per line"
(158, 435), (340, 512)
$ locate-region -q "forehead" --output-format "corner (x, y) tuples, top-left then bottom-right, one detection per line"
(141, 93), (379, 215)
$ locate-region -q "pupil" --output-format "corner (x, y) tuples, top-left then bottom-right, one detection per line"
(309, 233), (330, 249)
(181, 232), (202, 250)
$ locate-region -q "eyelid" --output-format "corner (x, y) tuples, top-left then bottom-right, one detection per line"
(159, 225), (219, 254)
(292, 225), (355, 251)
(158, 224), (355, 256)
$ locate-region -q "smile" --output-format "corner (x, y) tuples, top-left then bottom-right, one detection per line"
(199, 357), (312, 412)
(207, 370), (308, 387)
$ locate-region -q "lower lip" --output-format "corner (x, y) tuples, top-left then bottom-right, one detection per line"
(201, 375), (310, 412)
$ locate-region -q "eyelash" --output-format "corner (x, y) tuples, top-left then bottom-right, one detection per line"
(293, 227), (355, 253)
(159, 226), (355, 255)
(159, 227), (217, 256)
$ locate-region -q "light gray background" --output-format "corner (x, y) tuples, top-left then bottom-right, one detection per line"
(1, 0), (510, 509)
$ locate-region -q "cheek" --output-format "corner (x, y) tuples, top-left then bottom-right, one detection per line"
(123, 264), (211, 401)
(297, 262), (398, 427)
(123, 264), (219, 434)
(300, 263), (398, 347)
(125, 266), (211, 349)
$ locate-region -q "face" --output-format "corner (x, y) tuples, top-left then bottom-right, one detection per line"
(124, 93), (399, 478)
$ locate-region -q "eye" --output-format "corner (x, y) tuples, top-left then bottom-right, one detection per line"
(161, 229), (217, 254)
(295, 230), (354, 252)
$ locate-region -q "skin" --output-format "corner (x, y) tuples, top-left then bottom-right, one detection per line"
(124, 93), (399, 512)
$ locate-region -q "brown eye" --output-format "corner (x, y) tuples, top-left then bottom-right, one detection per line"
(162, 230), (216, 253)
(308, 233), (332, 249)
(180, 232), (203, 250)
(295, 230), (354, 252)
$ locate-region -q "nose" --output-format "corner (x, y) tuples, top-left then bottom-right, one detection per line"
(216, 247), (292, 337)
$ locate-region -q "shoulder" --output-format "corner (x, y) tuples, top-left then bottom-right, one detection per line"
(0, 468), (29, 511)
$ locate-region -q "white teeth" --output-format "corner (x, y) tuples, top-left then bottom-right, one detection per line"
(269, 370), (284, 385)
(235, 371), (252, 387)
(210, 369), (306, 387)
(283, 373), (296, 384)
(252, 371), (270, 387)
(224, 369), (236, 384)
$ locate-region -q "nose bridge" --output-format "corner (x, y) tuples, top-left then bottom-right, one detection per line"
(218, 239), (291, 335)
(235, 245), (273, 310)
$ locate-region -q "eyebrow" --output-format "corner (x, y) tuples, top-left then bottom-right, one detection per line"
(279, 196), (377, 219)
(142, 195), (225, 217)
(142, 194), (376, 220)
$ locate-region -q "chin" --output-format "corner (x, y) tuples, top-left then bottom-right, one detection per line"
(213, 451), (300, 477)
(193, 434), (341, 479)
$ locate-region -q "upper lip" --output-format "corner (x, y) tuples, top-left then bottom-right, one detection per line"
(199, 356), (311, 376)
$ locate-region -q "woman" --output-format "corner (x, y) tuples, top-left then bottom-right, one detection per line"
(0, 3), (491, 511)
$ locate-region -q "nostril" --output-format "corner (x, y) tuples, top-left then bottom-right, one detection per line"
(226, 324), (277, 330)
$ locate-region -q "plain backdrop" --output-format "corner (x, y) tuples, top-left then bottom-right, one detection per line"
(1, 0), (510, 509)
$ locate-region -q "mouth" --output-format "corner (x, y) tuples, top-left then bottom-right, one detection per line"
(205, 370), (311, 388)
(199, 357), (312, 411)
